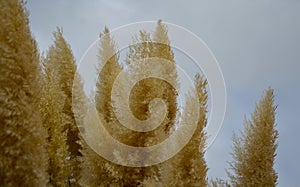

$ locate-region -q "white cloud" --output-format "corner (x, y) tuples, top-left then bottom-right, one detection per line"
(26, 0), (300, 185)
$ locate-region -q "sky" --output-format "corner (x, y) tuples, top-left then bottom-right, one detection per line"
(27, 0), (300, 186)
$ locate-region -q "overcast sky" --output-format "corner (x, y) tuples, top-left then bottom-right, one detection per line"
(27, 0), (300, 186)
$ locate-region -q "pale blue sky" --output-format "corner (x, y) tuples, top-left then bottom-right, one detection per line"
(27, 0), (300, 186)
